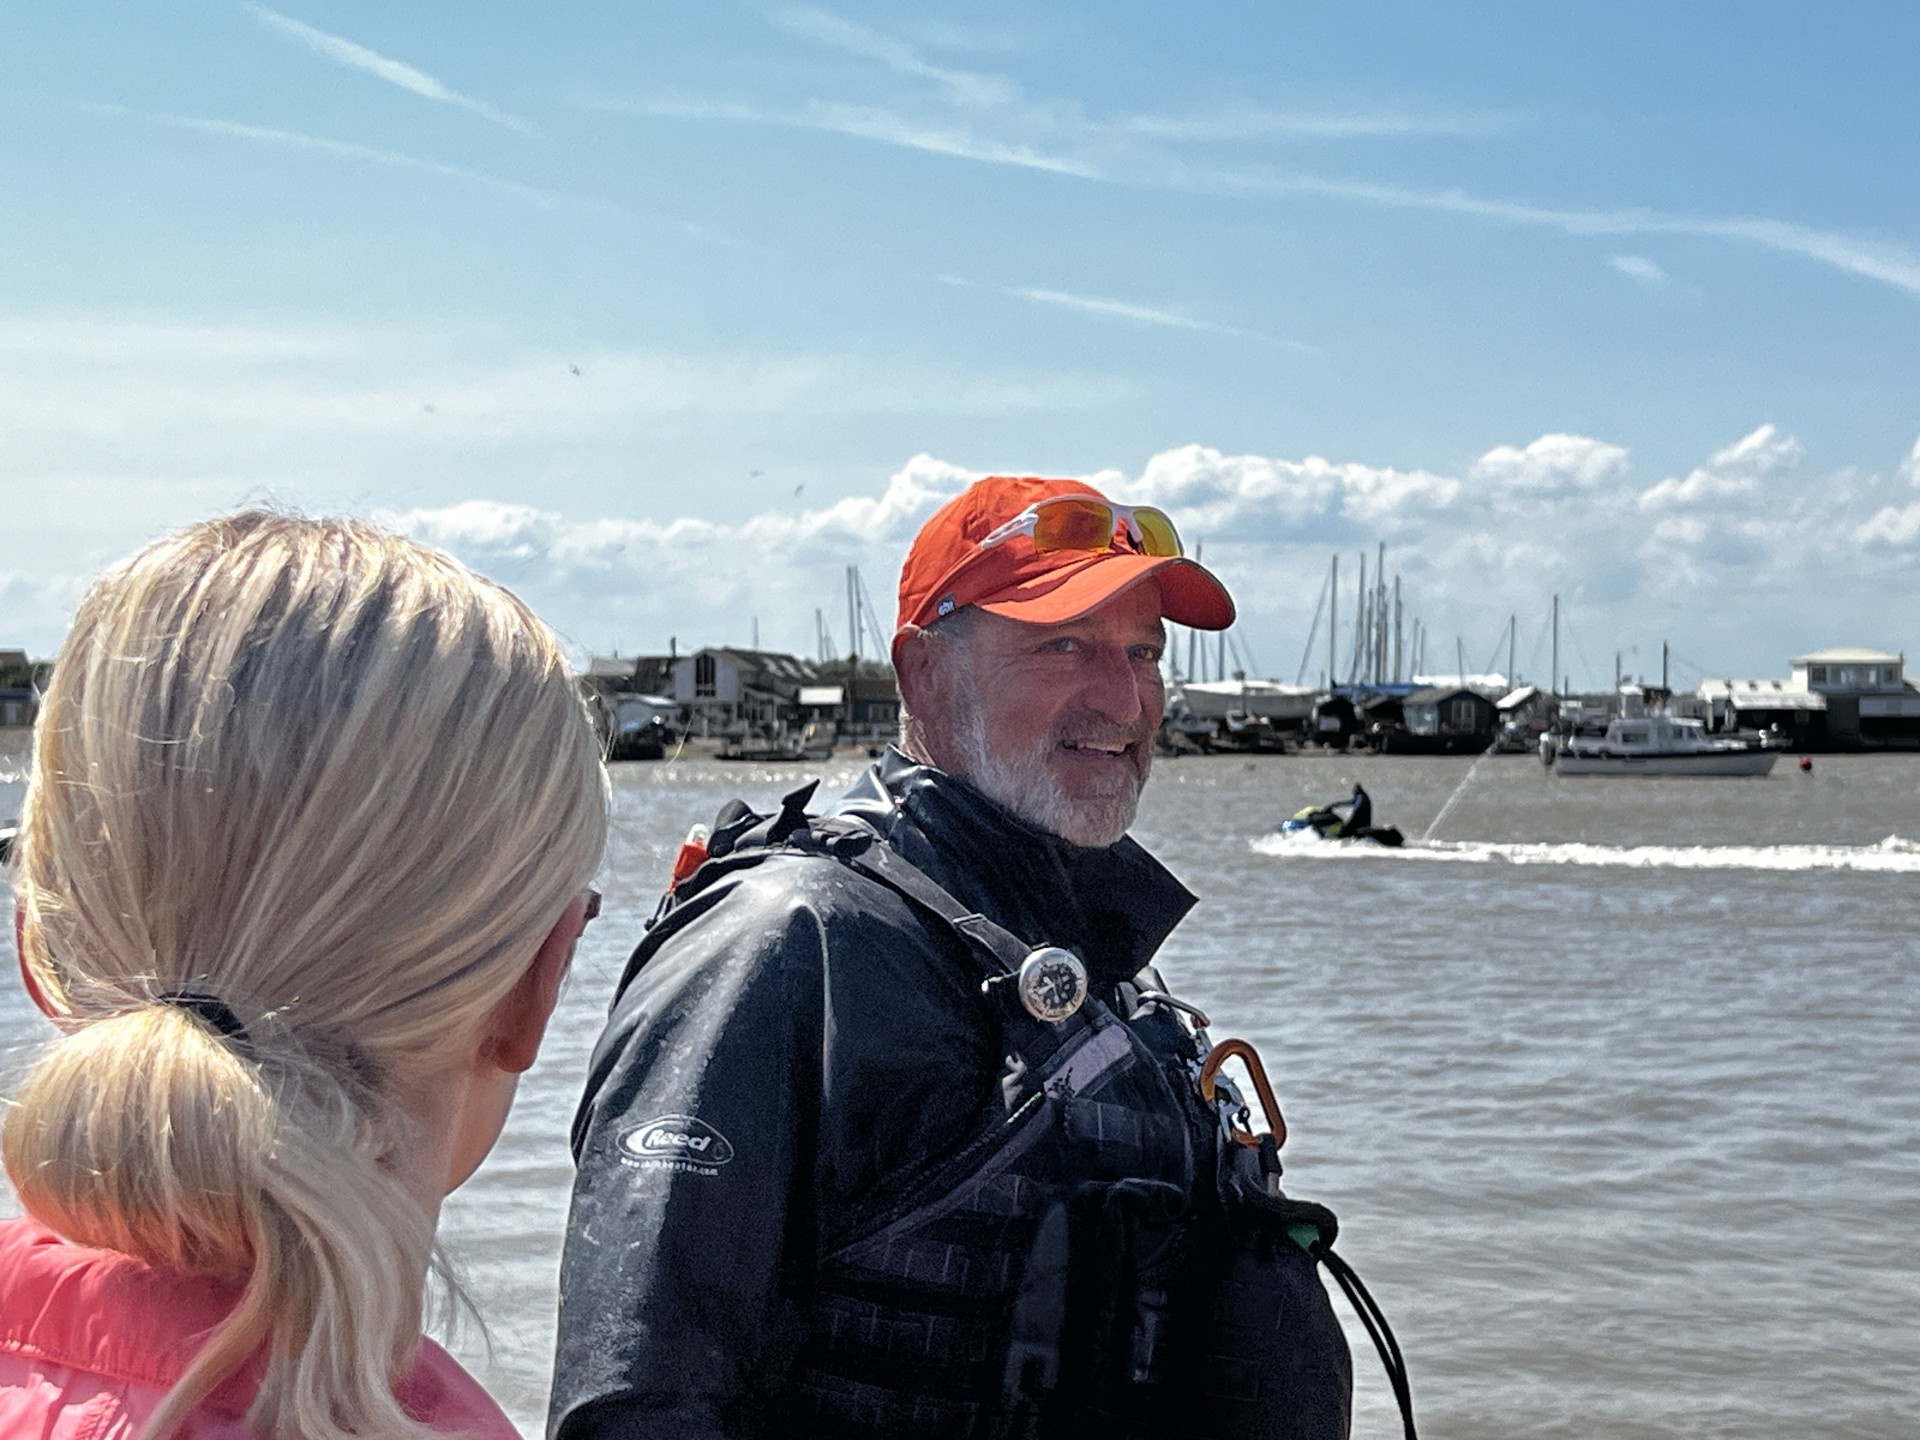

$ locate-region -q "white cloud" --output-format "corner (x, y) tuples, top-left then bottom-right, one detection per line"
(80, 104), (575, 209)
(1113, 443), (1461, 535)
(1609, 254), (1668, 284)
(1003, 287), (1310, 349)
(600, 17), (1920, 306)
(586, 94), (1102, 179)
(1856, 438), (1920, 546)
(2, 316), (1910, 679)
(776, 8), (1503, 141)
(1205, 172), (1920, 300)
(0, 317), (1129, 463)
(1855, 504), (1920, 548)
(1638, 424), (1802, 511)
(244, 5), (537, 135)
(376, 454), (978, 647)
(773, 6), (1017, 108)
(340, 423), (1896, 680)
(1473, 434), (1630, 493)
(1120, 107), (1509, 142)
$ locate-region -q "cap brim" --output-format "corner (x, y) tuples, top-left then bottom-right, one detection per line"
(976, 553), (1235, 630)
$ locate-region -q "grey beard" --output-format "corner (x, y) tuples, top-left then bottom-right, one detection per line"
(947, 664), (1145, 849)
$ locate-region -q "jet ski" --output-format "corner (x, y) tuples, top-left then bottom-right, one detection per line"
(1276, 785), (1404, 847)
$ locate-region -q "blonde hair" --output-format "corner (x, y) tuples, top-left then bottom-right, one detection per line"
(4, 512), (608, 1439)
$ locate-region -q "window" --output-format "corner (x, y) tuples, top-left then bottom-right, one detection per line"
(1809, 666), (1827, 684)
(1449, 697), (1478, 729)
(694, 654), (717, 698)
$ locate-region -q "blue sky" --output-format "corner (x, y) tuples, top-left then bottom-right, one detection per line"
(3, 2), (1918, 687)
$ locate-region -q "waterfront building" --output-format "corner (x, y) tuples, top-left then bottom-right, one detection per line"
(1388, 685), (1498, 754)
(1696, 647), (1920, 750)
(0, 649), (37, 727)
(803, 656), (901, 746)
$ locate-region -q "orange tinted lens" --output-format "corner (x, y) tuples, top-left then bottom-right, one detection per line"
(1133, 507), (1182, 557)
(1031, 498), (1119, 553)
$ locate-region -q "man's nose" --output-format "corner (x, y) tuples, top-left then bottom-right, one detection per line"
(1080, 646), (1145, 724)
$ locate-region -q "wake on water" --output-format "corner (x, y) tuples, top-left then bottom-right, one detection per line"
(1253, 830), (1920, 873)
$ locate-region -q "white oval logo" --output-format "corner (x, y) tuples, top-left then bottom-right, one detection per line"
(621, 1114), (735, 1168)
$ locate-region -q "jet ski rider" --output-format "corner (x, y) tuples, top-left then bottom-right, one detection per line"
(1343, 783), (1373, 835)
(551, 476), (1360, 1440)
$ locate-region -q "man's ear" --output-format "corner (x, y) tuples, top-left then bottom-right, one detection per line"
(894, 625), (961, 769)
(481, 900), (581, 1075)
(893, 625), (941, 714)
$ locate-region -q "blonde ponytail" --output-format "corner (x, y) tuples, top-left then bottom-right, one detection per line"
(4, 512), (608, 1439)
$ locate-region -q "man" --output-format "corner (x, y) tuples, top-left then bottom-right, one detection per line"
(551, 476), (1352, 1440)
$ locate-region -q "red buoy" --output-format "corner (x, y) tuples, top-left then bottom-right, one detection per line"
(1798, 756), (1813, 773)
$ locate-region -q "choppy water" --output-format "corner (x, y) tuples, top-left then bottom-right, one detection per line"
(4, 734), (1917, 1439)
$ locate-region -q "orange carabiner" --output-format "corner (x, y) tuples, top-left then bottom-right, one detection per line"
(1197, 1037), (1288, 1150)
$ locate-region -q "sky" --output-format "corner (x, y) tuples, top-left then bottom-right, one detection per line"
(3, 2), (1918, 689)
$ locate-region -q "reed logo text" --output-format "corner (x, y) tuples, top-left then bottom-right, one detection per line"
(619, 1115), (735, 1176)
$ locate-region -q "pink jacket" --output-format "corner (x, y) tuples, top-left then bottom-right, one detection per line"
(0, 1217), (520, 1439)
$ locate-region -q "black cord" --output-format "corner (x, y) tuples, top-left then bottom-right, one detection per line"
(1318, 1244), (1418, 1440)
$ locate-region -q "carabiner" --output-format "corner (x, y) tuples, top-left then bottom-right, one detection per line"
(1197, 1037), (1288, 1151)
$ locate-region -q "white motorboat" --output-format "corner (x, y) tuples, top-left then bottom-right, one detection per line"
(1544, 687), (1777, 777)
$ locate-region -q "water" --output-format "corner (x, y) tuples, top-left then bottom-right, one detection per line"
(4, 735), (1917, 1438)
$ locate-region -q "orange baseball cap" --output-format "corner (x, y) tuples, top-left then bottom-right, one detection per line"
(894, 475), (1235, 640)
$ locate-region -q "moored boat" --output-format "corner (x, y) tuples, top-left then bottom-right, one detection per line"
(1545, 686), (1776, 777)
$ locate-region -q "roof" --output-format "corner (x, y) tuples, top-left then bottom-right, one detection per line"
(1404, 685), (1492, 704)
(1496, 684), (1541, 711)
(1183, 679), (1317, 700)
(699, 648), (817, 683)
(1696, 678), (1829, 711)
(1791, 648), (1902, 665)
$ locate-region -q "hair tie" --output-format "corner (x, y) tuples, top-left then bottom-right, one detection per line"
(157, 988), (253, 1054)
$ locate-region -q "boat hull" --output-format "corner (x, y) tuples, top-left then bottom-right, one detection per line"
(1553, 750), (1777, 777)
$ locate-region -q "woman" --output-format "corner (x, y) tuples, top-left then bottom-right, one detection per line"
(1, 512), (608, 1439)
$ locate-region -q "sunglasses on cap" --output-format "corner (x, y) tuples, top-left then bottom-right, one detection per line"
(977, 496), (1183, 559)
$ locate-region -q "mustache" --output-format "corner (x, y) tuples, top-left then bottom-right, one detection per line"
(1052, 719), (1151, 748)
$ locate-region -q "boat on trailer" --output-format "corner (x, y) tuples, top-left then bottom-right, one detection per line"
(1543, 686), (1777, 777)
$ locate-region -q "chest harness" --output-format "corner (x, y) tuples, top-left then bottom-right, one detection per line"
(660, 784), (1416, 1440)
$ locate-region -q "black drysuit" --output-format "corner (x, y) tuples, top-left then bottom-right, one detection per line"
(549, 749), (1204, 1439)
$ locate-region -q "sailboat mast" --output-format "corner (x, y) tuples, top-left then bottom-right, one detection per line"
(1393, 577), (1403, 682)
(1552, 594), (1560, 697)
(1328, 555), (1338, 691)
(1354, 552), (1367, 684)
(847, 566), (860, 663)
(1375, 543), (1386, 685)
